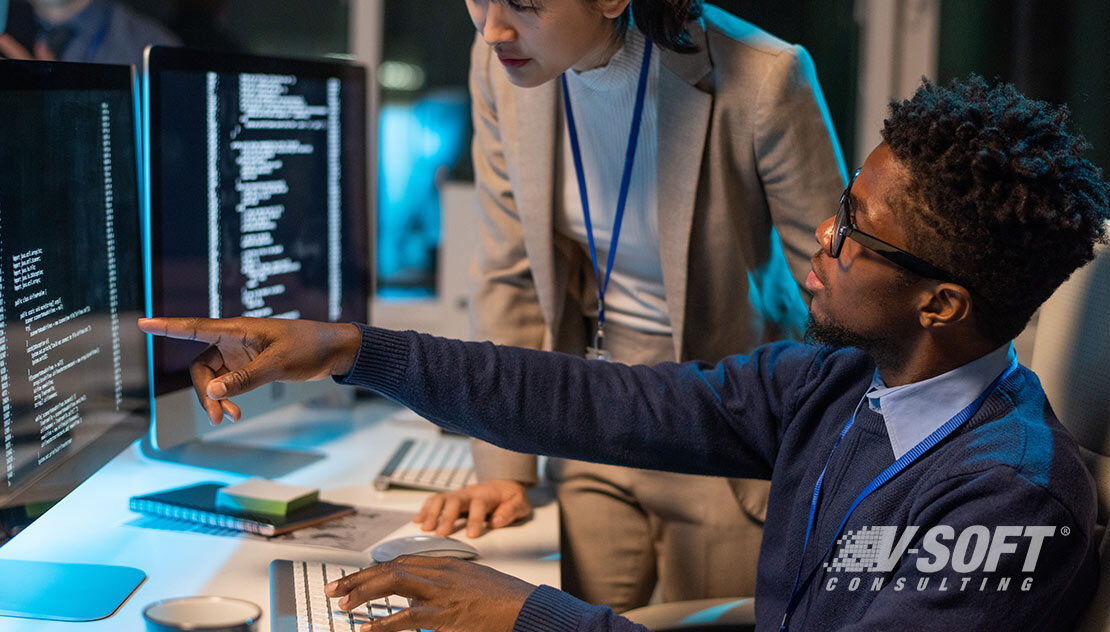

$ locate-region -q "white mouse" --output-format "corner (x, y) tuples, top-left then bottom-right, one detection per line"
(370, 535), (480, 563)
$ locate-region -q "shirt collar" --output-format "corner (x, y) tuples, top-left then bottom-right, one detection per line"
(866, 342), (1016, 459)
(565, 27), (647, 92)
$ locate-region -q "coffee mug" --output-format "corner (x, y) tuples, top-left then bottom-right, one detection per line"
(143, 596), (261, 632)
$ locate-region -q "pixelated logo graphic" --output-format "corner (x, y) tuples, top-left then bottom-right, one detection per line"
(825, 526), (903, 572)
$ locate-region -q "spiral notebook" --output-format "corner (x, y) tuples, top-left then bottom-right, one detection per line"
(129, 482), (355, 537)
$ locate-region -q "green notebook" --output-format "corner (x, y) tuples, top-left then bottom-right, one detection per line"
(215, 478), (319, 517)
(129, 483), (352, 537)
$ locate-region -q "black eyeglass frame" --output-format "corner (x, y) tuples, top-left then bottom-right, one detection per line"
(832, 168), (958, 284)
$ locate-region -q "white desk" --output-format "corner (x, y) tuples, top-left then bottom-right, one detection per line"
(0, 399), (559, 631)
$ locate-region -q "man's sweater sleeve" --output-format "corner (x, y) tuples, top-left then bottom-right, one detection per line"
(514, 585), (652, 632)
(340, 325), (819, 480)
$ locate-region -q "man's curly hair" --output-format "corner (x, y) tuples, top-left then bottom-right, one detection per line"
(881, 75), (1110, 345)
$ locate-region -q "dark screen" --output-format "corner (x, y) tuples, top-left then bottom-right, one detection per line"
(0, 61), (148, 507)
(146, 48), (369, 395)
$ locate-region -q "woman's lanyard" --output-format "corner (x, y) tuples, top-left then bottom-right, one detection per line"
(559, 37), (653, 361)
(780, 355), (1019, 632)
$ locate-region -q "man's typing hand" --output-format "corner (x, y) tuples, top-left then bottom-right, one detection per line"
(325, 556), (535, 632)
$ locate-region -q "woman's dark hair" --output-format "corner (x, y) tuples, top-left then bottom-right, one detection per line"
(881, 75), (1110, 345)
(616, 0), (703, 53)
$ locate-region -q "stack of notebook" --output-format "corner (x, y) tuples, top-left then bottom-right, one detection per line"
(129, 481), (354, 537)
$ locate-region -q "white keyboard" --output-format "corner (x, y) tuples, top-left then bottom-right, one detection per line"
(373, 436), (478, 492)
(270, 559), (430, 631)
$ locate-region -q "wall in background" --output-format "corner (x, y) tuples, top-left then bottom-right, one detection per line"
(937, 0), (1109, 176)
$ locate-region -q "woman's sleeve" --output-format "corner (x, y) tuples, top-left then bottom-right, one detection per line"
(467, 35), (547, 349)
(466, 35), (544, 484)
(753, 44), (848, 287)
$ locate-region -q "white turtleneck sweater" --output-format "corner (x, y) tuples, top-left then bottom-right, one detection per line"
(555, 27), (670, 336)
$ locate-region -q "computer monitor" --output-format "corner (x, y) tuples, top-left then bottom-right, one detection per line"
(0, 59), (149, 621)
(142, 47), (370, 472)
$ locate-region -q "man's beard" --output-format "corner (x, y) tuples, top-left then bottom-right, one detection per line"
(805, 314), (900, 368)
(805, 314), (869, 348)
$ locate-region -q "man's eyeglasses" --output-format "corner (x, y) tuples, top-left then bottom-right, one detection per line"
(832, 168), (957, 283)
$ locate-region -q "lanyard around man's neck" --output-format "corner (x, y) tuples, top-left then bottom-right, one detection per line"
(780, 356), (1019, 631)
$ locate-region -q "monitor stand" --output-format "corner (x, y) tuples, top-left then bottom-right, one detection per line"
(142, 384), (351, 477)
(0, 559), (145, 621)
(141, 435), (326, 478)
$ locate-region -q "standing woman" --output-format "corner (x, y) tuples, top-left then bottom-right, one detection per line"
(416, 0), (846, 610)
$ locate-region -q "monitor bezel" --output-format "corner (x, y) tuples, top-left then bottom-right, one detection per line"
(0, 59), (151, 509)
(142, 45), (371, 396)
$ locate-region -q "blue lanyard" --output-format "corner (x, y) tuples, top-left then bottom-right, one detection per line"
(81, 2), (113, 63)
(780, 356), (1019, 631)
(39, 0), (113, 62)
(559, 38), (652, 355)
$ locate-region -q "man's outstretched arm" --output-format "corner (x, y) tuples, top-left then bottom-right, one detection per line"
(341, 324), (808, 480)
(138, 316), (815, 480)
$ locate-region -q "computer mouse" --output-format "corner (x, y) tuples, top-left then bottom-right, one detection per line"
(370, 535), (480, 563)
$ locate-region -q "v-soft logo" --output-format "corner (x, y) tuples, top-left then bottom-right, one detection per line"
(823, 525), (1059, 593)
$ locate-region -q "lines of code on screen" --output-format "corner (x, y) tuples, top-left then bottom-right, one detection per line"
(0, 88), (146, 492)
(160, 70), (343, 322)
(210, 72), (343, 321)
(152, 61), (368, 392)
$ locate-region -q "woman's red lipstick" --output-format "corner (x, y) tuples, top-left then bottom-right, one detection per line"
(498, 56), (530, 69)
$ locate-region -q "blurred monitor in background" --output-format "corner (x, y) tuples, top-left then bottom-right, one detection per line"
(376, 91), (468, 299)
(374, 0), (475, 301)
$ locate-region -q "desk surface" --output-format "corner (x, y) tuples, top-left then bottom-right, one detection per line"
(0, 399), (559, 631)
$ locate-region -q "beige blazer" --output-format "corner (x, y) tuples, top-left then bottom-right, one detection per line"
(467, 6), (847, 493)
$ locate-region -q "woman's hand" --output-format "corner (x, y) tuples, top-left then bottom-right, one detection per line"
(415, 480), (534, 538)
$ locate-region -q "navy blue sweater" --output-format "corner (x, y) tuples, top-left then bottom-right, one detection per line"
(342, 325), (1099, 631)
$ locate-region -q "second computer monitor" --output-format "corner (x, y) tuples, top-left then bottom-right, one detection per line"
(143, 46), (370, 453)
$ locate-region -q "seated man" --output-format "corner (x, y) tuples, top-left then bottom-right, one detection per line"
(140, 75), (1109, 631)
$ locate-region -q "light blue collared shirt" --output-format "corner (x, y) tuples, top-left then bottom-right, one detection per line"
(866, 343), (1016, 459)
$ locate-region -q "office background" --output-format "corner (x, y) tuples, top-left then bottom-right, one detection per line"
(103, 0), (1110, 319)
(2, 0), (1108, 542)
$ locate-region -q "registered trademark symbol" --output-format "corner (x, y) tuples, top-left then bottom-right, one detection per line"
(1061, 526), (1071, 536)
